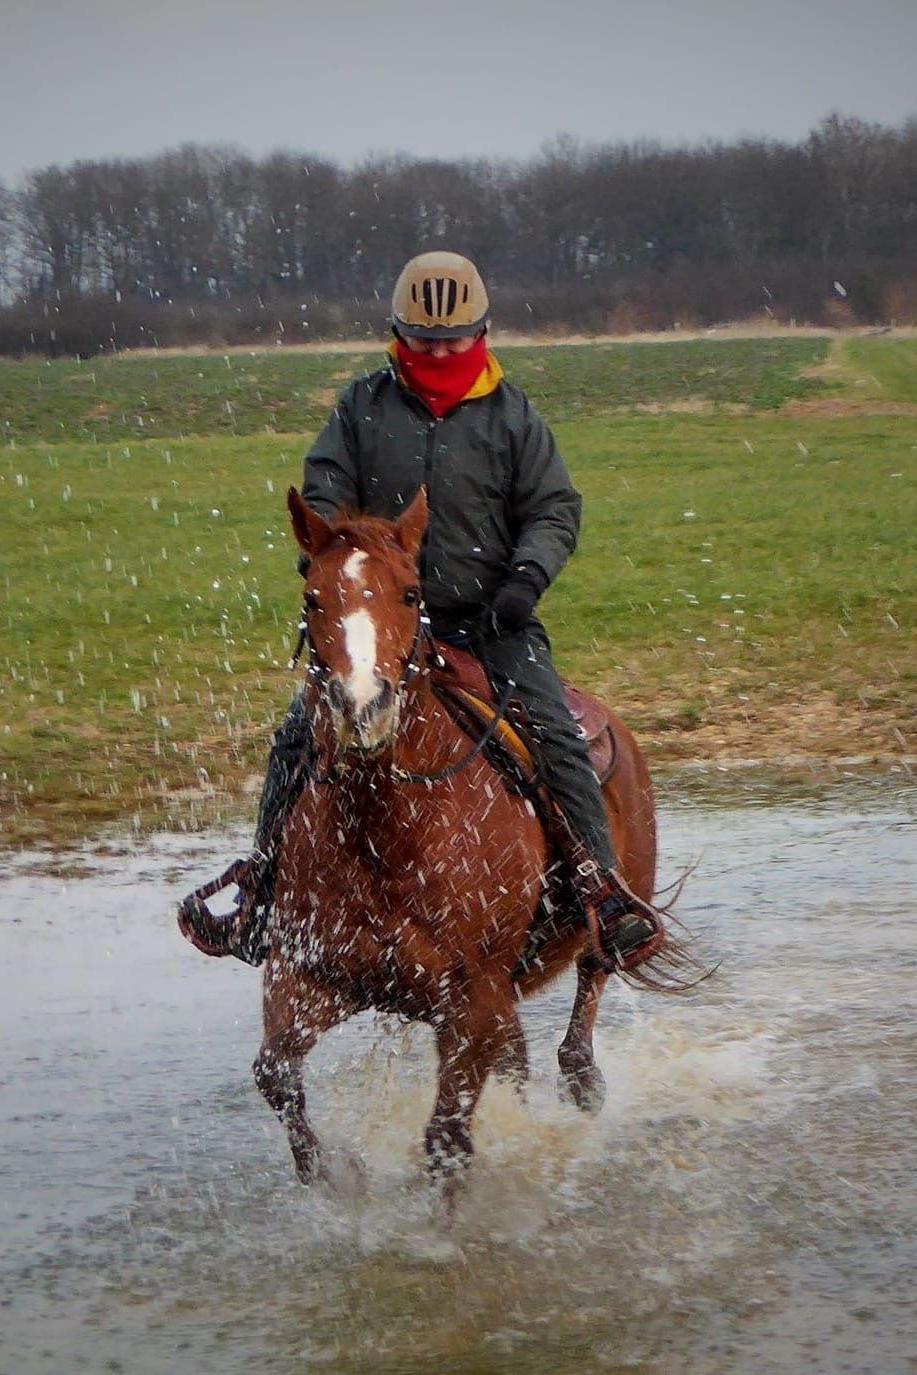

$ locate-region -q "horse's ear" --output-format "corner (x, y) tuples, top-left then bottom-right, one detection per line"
(394, 487), (428, 560)
(287, 487), (333, 558)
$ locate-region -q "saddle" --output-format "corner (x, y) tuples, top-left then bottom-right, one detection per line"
(430, 642), (618, 786)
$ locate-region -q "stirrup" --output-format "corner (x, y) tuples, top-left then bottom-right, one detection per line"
(577, 870), (667, 974)
(177, 854), (271, 967)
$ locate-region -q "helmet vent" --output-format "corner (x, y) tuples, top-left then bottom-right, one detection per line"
(421, 276), (459, 320)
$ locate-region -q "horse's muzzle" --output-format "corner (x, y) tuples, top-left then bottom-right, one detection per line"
(328, 676), (399, 751)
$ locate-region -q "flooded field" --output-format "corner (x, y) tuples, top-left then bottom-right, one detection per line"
(1, 775), (914, 1375)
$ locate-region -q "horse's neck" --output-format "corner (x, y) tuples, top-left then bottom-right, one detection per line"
(397, 675), (470, 771)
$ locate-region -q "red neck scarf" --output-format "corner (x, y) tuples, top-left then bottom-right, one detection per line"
(395, 335), (489, 418)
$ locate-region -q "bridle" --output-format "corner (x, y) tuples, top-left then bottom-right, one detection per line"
(288, 582), (514, 788)
(289, 587), (427, 693)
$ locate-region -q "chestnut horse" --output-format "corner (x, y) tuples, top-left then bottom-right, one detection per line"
(254, 487), (659, 1184)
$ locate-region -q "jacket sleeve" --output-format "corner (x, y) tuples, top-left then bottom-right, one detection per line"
(509, 397), (582, 586)
(301, 383), (361, 518)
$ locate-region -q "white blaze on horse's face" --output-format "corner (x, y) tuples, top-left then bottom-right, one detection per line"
(341, 609), (379, 713)
(330, 548), (399, 751)
(342, 550), (368, 584)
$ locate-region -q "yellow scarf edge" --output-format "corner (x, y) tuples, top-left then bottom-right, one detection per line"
(387, 343), (504, 403)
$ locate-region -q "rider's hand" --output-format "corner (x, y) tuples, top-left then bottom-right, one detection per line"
(487, 565), (548, 635)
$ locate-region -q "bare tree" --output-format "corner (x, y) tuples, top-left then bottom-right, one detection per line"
(4, 113), (917, 352)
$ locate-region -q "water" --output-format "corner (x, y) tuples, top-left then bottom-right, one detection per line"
(1, 779), (914, 1374)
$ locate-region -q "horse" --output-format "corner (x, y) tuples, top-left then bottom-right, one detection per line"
(253, 486), (664, 1186)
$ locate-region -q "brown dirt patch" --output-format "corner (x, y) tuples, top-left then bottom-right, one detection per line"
(781, 398), (917, 418)
(4, 680), (912, 852)
(622, 398), (752, 416)
(602, 679), (914, 767)
(634, 398), (712, 415)
(119, 325), (917, 360)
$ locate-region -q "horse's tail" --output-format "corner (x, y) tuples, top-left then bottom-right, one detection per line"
(618, 899), (718, 995)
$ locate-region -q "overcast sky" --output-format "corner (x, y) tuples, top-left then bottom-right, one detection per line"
(2, 0), (916, 184)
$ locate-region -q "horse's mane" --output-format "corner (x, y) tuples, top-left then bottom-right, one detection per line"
(325, 509), (410, 560)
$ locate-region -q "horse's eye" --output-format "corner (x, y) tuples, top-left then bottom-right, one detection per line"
(404, 586), (421, 606)
(305, 591), (321, 613)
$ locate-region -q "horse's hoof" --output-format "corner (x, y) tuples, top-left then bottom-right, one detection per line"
(320, 1147), (369, 1195)
(557, 1060), (606, 1114)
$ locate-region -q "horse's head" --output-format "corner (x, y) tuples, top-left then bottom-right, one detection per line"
(287, 487), (428, 753)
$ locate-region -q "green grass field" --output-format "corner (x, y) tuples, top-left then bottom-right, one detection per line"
(828, 336), (917, 404)
(2, 335), (914, 846)
(0, 337), (829, 445)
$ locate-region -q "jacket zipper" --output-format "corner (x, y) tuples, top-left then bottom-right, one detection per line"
(418, 416), (438, 583)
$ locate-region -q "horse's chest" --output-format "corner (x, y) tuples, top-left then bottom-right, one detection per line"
(284, 848), (514, 988)
(312, 862), (460, 931)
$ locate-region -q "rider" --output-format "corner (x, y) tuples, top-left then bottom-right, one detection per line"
(182, 251), (664, 969)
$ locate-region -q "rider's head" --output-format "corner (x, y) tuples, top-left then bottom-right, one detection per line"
(391, 252), (489, 356)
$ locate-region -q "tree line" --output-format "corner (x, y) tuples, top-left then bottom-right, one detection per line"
(1, 113), (915, 355)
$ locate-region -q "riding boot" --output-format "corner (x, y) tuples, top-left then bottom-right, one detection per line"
(575, 859), (666, 972)
(178, 697), (312, 966)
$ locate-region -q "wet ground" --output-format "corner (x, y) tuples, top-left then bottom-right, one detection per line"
(1, 775), (915, 1375)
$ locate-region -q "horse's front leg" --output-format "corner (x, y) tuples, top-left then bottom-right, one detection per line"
(426, 992), (520, 1185)
(253, 968), (351, 1184)
(557, 955), (609, 1113)
(493, 1010), (529, 1092)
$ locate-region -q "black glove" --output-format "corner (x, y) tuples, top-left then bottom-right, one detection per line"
(487, 565), (549, 636)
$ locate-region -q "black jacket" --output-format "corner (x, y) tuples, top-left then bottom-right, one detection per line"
(303, 359), (581, 618)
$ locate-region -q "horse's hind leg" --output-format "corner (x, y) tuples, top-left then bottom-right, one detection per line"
(558, 957), (609, 1113)
(253, 971), (350, 1184)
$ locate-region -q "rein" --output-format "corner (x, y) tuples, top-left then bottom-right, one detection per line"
(390, 676), (516, 786)
(288, 589), (515, 789)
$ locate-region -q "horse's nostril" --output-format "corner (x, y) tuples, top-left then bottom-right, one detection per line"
(327, 678), (348, 714)
(375, 679), (394, 711)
